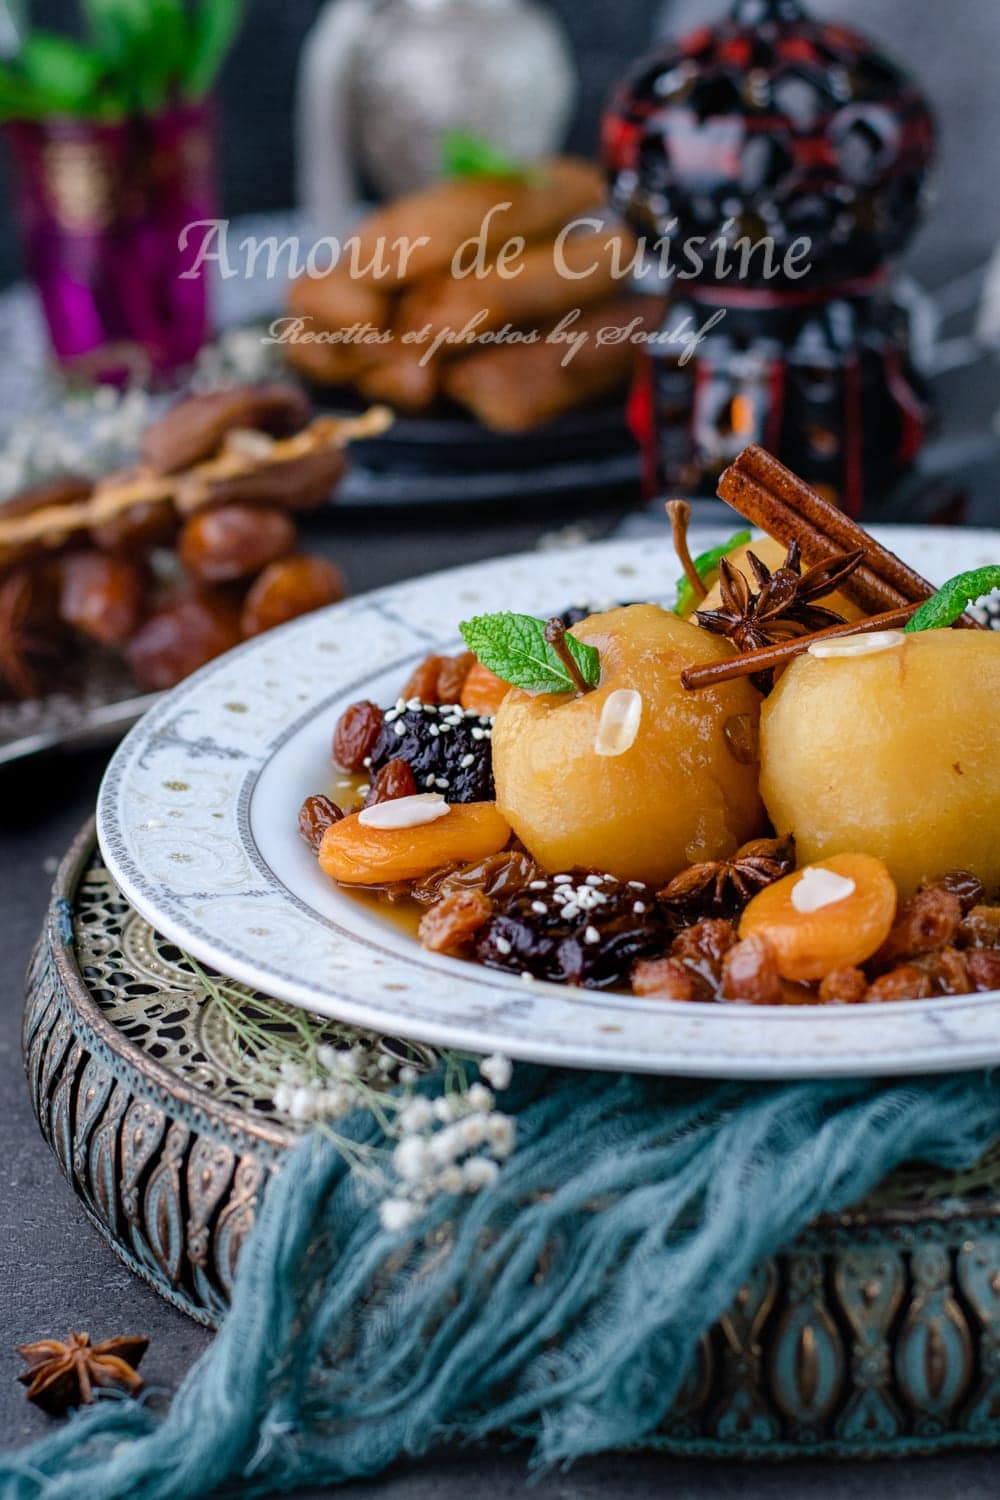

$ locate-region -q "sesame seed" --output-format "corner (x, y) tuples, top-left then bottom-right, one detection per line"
(471, 728), (485, 740)
(437, 777), (450, 788)
(628, 881), (645, 890)
(584, 926), (600, 945)
(585, 875), (604, 886)
(393, 722), (405, 737)
(531, 900), (547, 915)
(429, 724), (440, 736)
(560, 903), (580, 920)
(423, 704), (438, 714)
(362, 756), (371, 768)
(633, 901), (647, 914)
(528, 879), (547, 890)
(385, 708), (399, 723)
(460, 753), (475, 768)
(495, 937), (512, 955)
(358, 784), (370, 796)
(553, 874), (572, 885)
(424, 776), (436, 788)
(406, 697), (422, 711)
(394, 698), (406, 712)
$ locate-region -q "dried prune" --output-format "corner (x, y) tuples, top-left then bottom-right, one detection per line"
(364, 758), (417, 806)
(475, 871), (671, 989)
(179, 504), (296, 583)
(333, 700), (383, 772)
(240, 555), (344, 636)
(369, 701), (494, 804)
(418, 889), (493, 953)
(298, 793), (343, 852)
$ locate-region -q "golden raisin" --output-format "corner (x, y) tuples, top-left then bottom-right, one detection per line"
(333, 700), (383, 771)
(418, 889), (493, 953)
(818, 968), (868, 1005)
(435, 651), (475, 704)
(967, 950), (1000, 991)
(631, 957), (702, 1001)
(721, 933), (782, 1004)
(298, 794), (343, 852)
(958, 906), (1000, 949)
(919, 870), (985, 917)
(402, 655), (444, 702)
(864, 965), (934, 1003)
(874, 886), (961, 968)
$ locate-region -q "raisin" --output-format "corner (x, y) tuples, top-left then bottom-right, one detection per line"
(631, 956), (705, 1001)
(864, 965), (934, 1003)
(873, 887), (961, 968)
(671, 919), (736, 995)
(912, 947), (970, 995)
(369, 702), (494, 803)
(967, 950), (1000, 991)
(298, 793), (343, 852)
(721, 934), (782, 1004)
(418, 889), (493, 953)
(408, 848), (539, 906)
(958, 905), (1000, 949)
(401, 652), (476, 706)
(364, 758), (417, 806)
(919, 870), (985, 917)
(402, 655), (444, 703)
(475, 872), (672, 989)
(818, 967), (868, 1005)
(436, 651), (475, 704)
(333, 700), (383, 771)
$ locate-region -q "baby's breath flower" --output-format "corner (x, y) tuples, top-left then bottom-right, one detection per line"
(379, 1198), (421, 1233)
(392, 1136), (429, 1183)
(399, 1097), (434, 1132)
(480, 1054), (513, 1091)
(486, 1113), (516, 1158)
(462, 1157), (500, 1191)
(466, 1082), (494, 1112)
(435, 1165), (465, 1196)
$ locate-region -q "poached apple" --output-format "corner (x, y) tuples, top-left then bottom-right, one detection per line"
(491, 604), (764, 886)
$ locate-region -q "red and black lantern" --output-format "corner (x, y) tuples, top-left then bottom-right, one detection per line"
(603, 0), (936, 512)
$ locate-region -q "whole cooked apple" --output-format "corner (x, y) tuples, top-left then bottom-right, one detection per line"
(760, 628), (1000, 895)
(492, 604), (764, 885)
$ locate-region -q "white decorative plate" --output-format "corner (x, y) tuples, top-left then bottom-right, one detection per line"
(98, 526), (1000, 1079)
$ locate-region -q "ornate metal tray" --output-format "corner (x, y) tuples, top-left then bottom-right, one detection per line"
(23, 821), (1000, 1459)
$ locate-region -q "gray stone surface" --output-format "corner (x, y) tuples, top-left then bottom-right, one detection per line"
(3, 498), (1000, 1495)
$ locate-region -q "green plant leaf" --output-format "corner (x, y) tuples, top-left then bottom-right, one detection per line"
(442, 129), (532, 181)
(17, 32), (106, 113)
(0, 64), (46, 121)
(183, 0), (243, 98)
(460, 612), (601, 695)
(903, 567), (1000, 633)
(675, 529), (752, 617)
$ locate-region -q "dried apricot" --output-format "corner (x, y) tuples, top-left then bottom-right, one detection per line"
(319, 801), (511, 885)
(739, 853), (897, 982)
(460, 660), (511, 717)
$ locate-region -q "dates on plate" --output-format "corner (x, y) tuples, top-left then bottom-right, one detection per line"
(240, 555), (344, 637)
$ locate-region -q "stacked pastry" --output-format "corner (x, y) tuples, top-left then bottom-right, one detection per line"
(285, 160), (661, 432)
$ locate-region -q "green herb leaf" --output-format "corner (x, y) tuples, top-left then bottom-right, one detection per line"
(460, 612), (600, 695)
(903, 567), (1000, 633)
(183, 0), (243, 98)
(17, 32), (106, 114)
(674, 529), (752, 617)
(442, 130), (532, 182)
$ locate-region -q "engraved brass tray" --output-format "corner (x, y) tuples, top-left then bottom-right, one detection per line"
(23, 821), (1000, 1459)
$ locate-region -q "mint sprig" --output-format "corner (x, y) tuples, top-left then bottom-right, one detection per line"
(674, 529), (752, 617)
(903, 567), (1000, 633)
(460, 612), (600, 695)
(442, 130), (533, 182)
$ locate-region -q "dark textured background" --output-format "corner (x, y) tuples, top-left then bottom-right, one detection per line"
(2, 0), (1000, 287)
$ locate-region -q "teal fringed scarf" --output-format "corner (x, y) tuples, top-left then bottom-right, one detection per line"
(3, 1067), (999, 1498)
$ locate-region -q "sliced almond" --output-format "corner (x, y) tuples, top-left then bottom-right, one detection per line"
(791, 866), (856, 914)
(594, 688), (643, 757)
(357, 792), (451, 830)
(808, 630), (906, 660)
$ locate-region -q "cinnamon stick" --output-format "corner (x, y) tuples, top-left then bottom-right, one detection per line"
(681, 607), (919, 691)
(717, 446), (982, 629)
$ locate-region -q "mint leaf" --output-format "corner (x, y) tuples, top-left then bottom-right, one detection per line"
(460, 612), (600, 695)
(442, 130), (532, 182)
(903, 567), (1000, 633)
(675, 529), (752, 617)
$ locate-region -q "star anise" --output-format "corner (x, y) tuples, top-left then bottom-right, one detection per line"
(16, 1331), (148, 1415)
(659, 835), (796, 920)
(0, 567), (56, 699)
(695, 542), (864, 653)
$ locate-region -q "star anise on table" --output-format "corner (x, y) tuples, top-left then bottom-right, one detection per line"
(659, 835), (797, 921)
(16, 1331), (149, 1415)
(0, 568), (55, 699)
(695, 542), (864, 653)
